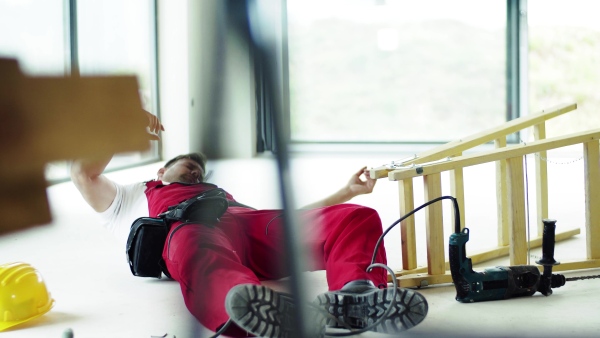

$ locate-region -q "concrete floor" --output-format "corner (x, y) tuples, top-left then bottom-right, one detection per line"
(1, 151), (599, 337)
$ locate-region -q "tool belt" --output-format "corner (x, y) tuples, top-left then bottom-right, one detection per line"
(126, 188), (230, 278)
(158, 188), (229, 225)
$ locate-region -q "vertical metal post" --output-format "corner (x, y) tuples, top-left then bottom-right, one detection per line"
(246, 2), (311, 335)
(67, 0), (80, 77)
(506, 0), (521, 142)
(150, 0), (162, 157)
(199, 1), (311, 336)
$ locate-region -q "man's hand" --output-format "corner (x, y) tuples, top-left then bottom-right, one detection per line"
(144, 110), (165, 140)
(345, 166), (376, 198)
(71, 110), (164, 213)
(301, 166), (377, 209)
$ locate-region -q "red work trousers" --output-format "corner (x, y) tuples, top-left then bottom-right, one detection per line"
(162, 203), (387, 335)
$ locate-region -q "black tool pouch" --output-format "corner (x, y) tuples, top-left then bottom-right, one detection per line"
(126, 188), (230, 279)
(126, 217), (171, 279)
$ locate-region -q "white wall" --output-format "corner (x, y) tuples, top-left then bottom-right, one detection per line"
(158, 0), (257, 161)
(157, 0), (189, 160)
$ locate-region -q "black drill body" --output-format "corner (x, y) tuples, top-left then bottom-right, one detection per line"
(449, 219), (566, 303)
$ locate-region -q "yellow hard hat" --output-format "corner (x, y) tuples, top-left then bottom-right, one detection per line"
(0, 262), (54, 331)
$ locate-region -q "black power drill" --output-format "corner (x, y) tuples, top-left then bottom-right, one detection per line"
(449, 219), (566, 303)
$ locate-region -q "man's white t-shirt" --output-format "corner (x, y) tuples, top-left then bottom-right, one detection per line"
(98, 182), (148, 248)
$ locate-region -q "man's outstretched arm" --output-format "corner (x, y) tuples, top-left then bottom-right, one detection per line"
(71, 154), (117, 212)
(301, 166), (376, 209)
(71, 110), (164, 212)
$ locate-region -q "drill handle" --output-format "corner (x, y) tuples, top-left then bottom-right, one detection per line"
(535, 219), (566, 296)
(536, 219), (559, 266)
(449, 228), (475, 301)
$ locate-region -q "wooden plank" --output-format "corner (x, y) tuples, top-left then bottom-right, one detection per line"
(392, 272), (454, 288)
(402, 103), (575, 165)
(0, 73), (151, 177)
(369, 155), (418, 179)
(529, 228), (581, 247)
(399, 179), (417, 270)
(550, 259), (600, 272)
(392, 258), (600, 287)
(394, 228), (580, 276)
(0, 58), (152, 234)
(468, 228), (580, 265)
(423, 173), (445, 275)
(471, 228), (580, 265)
(584, 140), (600, 259)
(370, 103), (577, 179)
(495, 138), (509, 246)
(534, 123), (549, 234)
(370, 167), (392, 179)
(389, 128), (600, 181)
(507, 156), (527, 265)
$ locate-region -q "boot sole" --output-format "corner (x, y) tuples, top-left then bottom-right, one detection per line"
(225, 284), (324, 338)
(313, 287), (428, 333)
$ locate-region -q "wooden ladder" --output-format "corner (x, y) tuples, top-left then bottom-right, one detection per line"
(370, 103), (600, 287)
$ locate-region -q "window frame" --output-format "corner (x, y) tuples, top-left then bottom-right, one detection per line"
(44, 0), (162, 184)
(257, 0), (527, 152)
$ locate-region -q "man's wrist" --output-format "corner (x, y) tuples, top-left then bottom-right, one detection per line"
(337, 186), (354, 203)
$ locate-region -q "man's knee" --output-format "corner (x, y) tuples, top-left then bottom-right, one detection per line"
(347, 205), (383, 230)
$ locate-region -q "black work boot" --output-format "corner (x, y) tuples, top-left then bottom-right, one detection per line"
(312, 279), (428, 333)
(225, 284), (325, 338)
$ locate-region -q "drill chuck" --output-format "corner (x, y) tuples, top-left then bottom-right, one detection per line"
(550, 273), (566, 288)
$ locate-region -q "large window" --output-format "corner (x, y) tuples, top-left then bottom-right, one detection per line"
(0, 0), (159, 182)
(528, 0), (600, 138)
(0, 0), (65, 75)
(283, 0), (600, 146)
(286, 0), (507, 143)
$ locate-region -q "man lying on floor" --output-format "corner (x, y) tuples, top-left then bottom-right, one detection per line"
(70, 111), (428, 337)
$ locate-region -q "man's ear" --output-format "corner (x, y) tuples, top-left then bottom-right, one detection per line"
(157, 167), (166, 179)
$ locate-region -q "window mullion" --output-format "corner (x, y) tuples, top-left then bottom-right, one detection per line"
(506, 0), (523, 142)
(64, 0), (79, 77)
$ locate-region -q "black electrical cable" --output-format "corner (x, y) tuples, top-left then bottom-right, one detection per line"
(370, 195), (460, 266)
(208, 319), (233, 338)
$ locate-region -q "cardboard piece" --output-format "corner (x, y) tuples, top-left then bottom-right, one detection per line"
(0, 58), (151, 234)
(0, 170), (52, 234)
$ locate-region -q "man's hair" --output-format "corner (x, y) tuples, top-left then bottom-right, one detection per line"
(164, 152), (208, 181)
